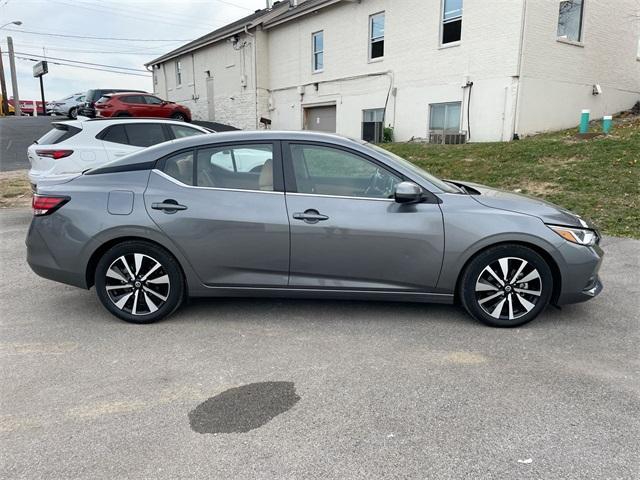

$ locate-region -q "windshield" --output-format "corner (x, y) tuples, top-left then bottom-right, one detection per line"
(367, 143), (460, 193)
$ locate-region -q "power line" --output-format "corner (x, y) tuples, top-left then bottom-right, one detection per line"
(0, 27), (194, 42)
(12, 51), (149, 72)
(50, 0), (219, 32)
(6, 42), (167, 55)
(3, 52), (152, 77)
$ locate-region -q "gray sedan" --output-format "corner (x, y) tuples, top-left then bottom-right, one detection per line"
(26, 131), (603, 327)
(47, 93), (85, 118)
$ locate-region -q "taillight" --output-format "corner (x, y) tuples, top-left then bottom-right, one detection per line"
(36, 149), (74, 160)
(32, 195), (70, 216)
(95, 103), (112, 109)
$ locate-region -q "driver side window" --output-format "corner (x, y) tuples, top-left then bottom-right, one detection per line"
(289, 144), (401, 199)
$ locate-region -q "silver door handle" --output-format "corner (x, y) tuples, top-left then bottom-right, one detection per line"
(293, 210), (329, 224)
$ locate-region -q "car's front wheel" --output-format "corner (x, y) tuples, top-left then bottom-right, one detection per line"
(460, 244), (553, 327)
(95, 241), (184, 324)
(171, 112), (187, 122)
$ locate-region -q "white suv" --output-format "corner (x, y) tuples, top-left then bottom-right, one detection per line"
(28, 118), (213, 188)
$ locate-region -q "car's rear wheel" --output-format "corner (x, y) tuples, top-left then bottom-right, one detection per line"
(115, 112), (131, 117)
(171, 112), (187, 122)
(68, 107), (77, 119)
(459, 244), (553, 328)
(95, 241), (184, 324)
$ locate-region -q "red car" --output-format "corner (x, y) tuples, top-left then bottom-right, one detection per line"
(94, 92), (191, 122)
(8, 99), (46, 115)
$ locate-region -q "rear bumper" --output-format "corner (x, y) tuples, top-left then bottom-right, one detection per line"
(26, 219), (87, 289)
(77, 107), (95, 117)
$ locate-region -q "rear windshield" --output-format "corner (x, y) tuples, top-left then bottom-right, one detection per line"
(37, 124), (82, 145)
(96, 96), (111, 104)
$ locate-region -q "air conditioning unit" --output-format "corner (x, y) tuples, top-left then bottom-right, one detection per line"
(429, 131), (467, 145)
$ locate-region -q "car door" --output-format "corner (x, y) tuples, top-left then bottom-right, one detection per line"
(283, 142), (444, 291)
(144, 142), (290, 287)
(143, 95), (167, 118)
(122, 95), (147, 116)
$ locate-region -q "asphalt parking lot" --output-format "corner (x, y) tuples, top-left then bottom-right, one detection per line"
(1, 208), (638, 479)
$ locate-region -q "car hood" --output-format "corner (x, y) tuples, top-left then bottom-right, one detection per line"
(451, 180), (590, 228)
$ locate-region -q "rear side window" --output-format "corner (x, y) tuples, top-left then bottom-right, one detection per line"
(37, 125), (81, 145)
(121, 95), (146, 104)
(196, 144), (273, 191)
(100, 125), (128, 145)
(170, 124), (203, 139)
(163, 150), (194, 185)
(96, 96), (111, 104)
(125, 124), (168, 147)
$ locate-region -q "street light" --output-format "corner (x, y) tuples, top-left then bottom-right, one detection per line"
(0, 21), (22, 29)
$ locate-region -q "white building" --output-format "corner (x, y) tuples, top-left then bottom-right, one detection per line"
(146, 0), (640, 142)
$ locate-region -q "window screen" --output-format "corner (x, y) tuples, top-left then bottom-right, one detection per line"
(430, 102), (461, 132)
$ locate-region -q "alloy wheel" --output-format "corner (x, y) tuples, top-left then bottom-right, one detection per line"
(474, 256), (542, 321)
(104, 253), (170, 316)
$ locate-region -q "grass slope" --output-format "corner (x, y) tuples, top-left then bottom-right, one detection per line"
(383, 117), (640, 238)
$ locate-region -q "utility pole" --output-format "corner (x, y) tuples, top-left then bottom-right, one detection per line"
(0, 45), (9, 115)
(7, 36), (21, 116)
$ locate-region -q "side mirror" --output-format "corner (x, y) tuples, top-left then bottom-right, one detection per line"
(394, 181), (422, 204)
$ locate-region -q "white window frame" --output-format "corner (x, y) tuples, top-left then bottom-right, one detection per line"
(312, 31), (324, 73)
(369, 12), (385, 61)
(440, 0), (463, 46)
(175, 60), (183, 86)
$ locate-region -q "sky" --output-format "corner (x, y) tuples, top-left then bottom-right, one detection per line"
(0, 0), (266, 102)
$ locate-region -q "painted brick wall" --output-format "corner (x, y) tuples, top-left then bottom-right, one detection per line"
(516, 0), (640, 135)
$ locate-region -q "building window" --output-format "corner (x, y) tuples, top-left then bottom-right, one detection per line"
(369, 12), (385, 60)
(312, 31), (324, 72)
(557, 0), (584, 42)
(362, 108), (385, 143)
(430, 102), (461, 132)
(176, 60), (182, 86)
(441, 0), (462, 44)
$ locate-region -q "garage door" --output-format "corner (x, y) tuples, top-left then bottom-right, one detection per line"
(304, 105), (336, 133)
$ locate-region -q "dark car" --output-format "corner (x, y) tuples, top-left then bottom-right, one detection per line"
(78, 89), (147, 118)
(94, 93), (191, 122)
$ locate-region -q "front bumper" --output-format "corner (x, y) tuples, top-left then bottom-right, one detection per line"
(555, 242), (604, 305)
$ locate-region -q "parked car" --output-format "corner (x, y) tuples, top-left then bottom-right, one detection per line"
(95, 93), (191, 122)
(77, 89), (146, 118)
(8, 98), (45, 116)
(26, 131), (603, 327)
(47, 93), (85, 118)
(28, 118), (213, 189)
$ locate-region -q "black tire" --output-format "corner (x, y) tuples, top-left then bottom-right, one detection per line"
(95, 241), (185, 324)
(115, 112), (131, 117)
(171, 112), (187, 122)
(459, 244), (553, 328)
(68, 107), (77, 119)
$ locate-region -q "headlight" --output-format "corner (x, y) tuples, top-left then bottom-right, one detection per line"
(548, 225), (598, 246)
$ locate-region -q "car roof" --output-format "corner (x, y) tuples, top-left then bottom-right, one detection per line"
(102, 92), (154, 97)
(51, 117), (211, 131)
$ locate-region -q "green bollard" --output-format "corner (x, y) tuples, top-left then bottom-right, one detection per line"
(602, 115), (612, 134)
(579, 109), (590, 134)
